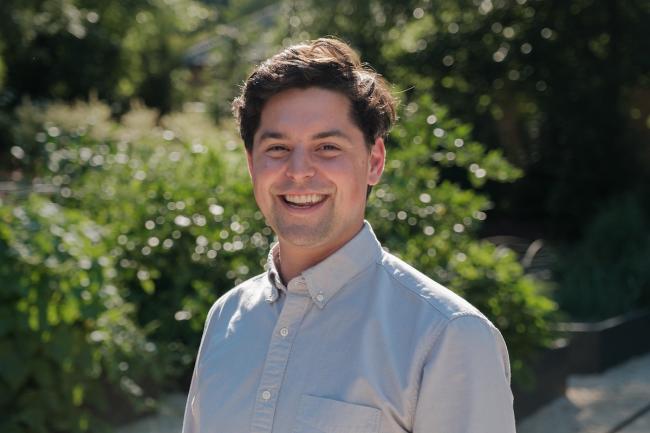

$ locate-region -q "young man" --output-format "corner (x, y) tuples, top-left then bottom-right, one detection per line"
(182, 38), (516, 433)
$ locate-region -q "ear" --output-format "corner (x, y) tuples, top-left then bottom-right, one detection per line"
(367, 137), (386, 185)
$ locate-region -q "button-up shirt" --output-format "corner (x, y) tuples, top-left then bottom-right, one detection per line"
(183, 222), (516, 433)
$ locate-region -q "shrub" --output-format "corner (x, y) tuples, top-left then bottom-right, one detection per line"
(0, 195), (164, 433)
(8, 100), (271, 389)
(554, 194), (650, 320)
(369, 94), (556, 378)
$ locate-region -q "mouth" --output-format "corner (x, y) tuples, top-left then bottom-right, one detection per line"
(280, 193), (328, 209)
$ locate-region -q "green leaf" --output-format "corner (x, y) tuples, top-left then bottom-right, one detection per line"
(0, 340), (30, 391)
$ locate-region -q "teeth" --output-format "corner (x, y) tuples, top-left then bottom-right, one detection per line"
(284, 194), (325, 205)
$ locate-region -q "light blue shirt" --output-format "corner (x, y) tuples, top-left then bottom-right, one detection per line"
(183, 222), (516, 433)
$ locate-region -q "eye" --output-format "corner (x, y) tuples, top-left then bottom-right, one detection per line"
(265, 144), (289, 156)
(318, 143), (341, 154)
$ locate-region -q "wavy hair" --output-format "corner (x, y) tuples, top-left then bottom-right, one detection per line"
(232, 38), (397, 152)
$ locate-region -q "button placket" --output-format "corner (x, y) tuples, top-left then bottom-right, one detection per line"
(250, 292), (310, 433)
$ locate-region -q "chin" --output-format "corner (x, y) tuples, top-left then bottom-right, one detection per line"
(277, 224), (334, 247)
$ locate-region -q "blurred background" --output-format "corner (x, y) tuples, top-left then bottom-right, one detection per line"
(1, 1), (649, 432)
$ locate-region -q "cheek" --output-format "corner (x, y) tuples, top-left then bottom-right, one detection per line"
(251, 159), (280, 184)
(324, 159), (370, 191)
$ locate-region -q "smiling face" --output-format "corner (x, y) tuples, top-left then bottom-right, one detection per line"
(247, 87), (385, 266)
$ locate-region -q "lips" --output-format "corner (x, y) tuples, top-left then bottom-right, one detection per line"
(281, 194), (327, 208)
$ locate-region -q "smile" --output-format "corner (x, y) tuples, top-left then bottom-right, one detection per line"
(281, 194), (327, 207)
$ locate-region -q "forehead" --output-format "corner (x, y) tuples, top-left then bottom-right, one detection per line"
(257, 87), (357, 134)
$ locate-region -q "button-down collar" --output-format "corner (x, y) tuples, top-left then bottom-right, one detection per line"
(265, 246), (284, 303)
(264, 221), (383, 309)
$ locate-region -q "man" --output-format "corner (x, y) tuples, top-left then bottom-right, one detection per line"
(183, 38), (516, 433)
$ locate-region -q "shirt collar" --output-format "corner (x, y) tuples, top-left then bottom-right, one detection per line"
(265, 245), (285, 303)
(264, 221), (383, 309)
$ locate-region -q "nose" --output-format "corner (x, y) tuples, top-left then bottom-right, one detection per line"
(285, 147), (315, 181)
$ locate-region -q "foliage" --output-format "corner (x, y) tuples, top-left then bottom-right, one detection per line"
(554, 194), (650, 321)
(3, 0), (648, 238)
(0, 195), (165, 433)
(369, 94), (555, 378)
(179, 1), (293, 119)
(284, 0), (650, 238)
(8, 99), (272, 395)
(0, 0), (216, 120)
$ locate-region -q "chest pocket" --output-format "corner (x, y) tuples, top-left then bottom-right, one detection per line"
(292, 395), (381, 433)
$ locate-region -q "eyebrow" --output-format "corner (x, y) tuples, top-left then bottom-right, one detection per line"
(311, 129), (351, 141)
(257, 129), (352, 142)
(258, 131), (287, 141)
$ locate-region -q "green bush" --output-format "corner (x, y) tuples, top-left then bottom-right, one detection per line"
(0, 195), (164, 433)
(0, 0), (215, 111)
(369, 94), (556, 379)
(284, 0), (650, 239)
(555, 194), (650, 320)
(9, 99), (272, 389)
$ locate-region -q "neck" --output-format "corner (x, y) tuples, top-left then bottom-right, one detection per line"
(276, 224), (364, 283)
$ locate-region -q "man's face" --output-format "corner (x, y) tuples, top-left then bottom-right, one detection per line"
(247, 86), (385, 257)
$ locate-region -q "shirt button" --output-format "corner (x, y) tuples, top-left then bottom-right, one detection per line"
(261, 390), (271, 400)
(280, 327), (289, 337)
(316, 293), (325, 302)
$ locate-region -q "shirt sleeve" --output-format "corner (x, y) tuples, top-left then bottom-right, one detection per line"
(182, 299), (223, 433)
(412, 314), (516, 433)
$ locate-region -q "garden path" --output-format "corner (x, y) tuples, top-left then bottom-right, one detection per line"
(518, 352), (650, 433)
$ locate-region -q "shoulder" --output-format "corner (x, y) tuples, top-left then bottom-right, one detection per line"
(205, 272), (269, 324)
(373, 249), (511, 380)
(378, 253), (512, 377)
(378, 250), (485, 322)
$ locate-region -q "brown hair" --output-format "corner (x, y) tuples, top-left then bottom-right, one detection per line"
(232, 38), (397, 152)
